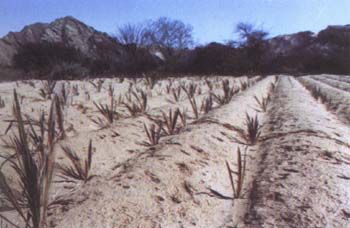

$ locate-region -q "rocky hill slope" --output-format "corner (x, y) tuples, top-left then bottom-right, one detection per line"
(0, 16), (128, 67)
(267, 25), (350, 57)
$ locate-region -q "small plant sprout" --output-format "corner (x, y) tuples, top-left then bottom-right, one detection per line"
(39, 79), (56, 99)
(93, 96), (118, 128)
(59, 140), (93, 183)
(178, 109), (187, 127)
(123, 90), (148, 116)
(240, 81), (249, 91)
(270, 81), (277, 92)
(205, 79), (213, 91)
(171, 87), (182, 103)
(85, 91), (90, 101)
(201, 95), (214, 114)
(142, 123), (162, 146)
(0, 96), (5, 108)
(244, 114), (261, 145)
(127, 82), (134, 93)
(182, 83), (197, 98)
(145, 74), (157, 89)
(212, 79), (238, 105)
(232, 114), (261, 145)
(319, 93), (330, 104)
(108, 84), (114, 97)
(186, 93), (199, 119)
(72, 84), (79, 96)
(165, 81), (173, 94)
(254, 95), (270, 112)
(54, 95), (65, 139)
(115, 94), (124, 105)
(226, 147), (247, 199)
(197, 87), (202, 95)
(89, 79), (104, 92)
(60, 83), (69, 106)
(161, 108), (181, 135)
(311, 87), (329, 103)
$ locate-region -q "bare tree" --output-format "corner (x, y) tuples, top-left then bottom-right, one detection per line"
(114, 23), (146, 46)
(114, 17), (193, 50)
(236, 23), (268, 48)
(144, 17), (194, 49)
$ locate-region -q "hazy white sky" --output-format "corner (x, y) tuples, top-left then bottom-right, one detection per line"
(1, 0), (349, 44)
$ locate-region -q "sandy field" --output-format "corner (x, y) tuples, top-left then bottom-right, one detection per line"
(0, 74), (350, 227)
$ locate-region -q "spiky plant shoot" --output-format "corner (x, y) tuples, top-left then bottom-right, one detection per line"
(89, 79), (103, 92)
(205, 79), (213, 91)
(240, 81), (249, 91)
(93, 96), (118, 127)
(171, 87), (181, 103)
(142, 123), (162, 146)
(145, 74), (157, 89)
(0, 89), (57, 228)
(165, 81), (173, 94)
(226, 147), (247, 199)
(54, 95), (65, 139)
(201, 95), (214, 114)
(232, 114), (261, 145)
(212, 80), (238, 105)
(123, 90), (148, 116)
(178, 109), (187, 127)
(182, 83), (197, 98)
(39, 80), (56, 99)
(58, 140), (93, 183)
(254, 95), (270, 112)
(161, 108), (180, 135)
(186, 93), (199, 119)
(245, 114), (261, 145)
(0, 96), (5, 108)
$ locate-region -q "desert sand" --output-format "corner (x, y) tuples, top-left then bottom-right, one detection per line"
(0, 74), (350, 227)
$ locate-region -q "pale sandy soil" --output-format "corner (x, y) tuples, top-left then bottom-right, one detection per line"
(310, 75), (350, 92)
(299, 76), (350, 124)
(245, 76), (350, 227)
(0, 74), (350, 227)
(322, 74), (350, 84)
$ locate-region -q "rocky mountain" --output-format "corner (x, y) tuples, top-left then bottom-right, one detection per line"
(266, 31), (316, 57)
(266, 25), (350, 58)
(263, 25), (350, 73)
(0, 16), (128, 67)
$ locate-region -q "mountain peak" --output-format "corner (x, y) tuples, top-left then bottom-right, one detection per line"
(51, 15), (89, 27)
(0, 16), (125, 67)
(58, 15), (79, 21)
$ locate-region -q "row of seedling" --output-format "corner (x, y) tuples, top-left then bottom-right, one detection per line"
(299, 80), (331, 104)
(225, 79), (277, 200)
(186, 79), (250, 119)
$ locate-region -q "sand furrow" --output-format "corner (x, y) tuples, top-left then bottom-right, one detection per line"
(52, 77), (274, 227)
(299, 76), (350, 125)
(323, 74), (350, 84)
(246, 76), (350, 227)
(310, 75), (350, 92)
